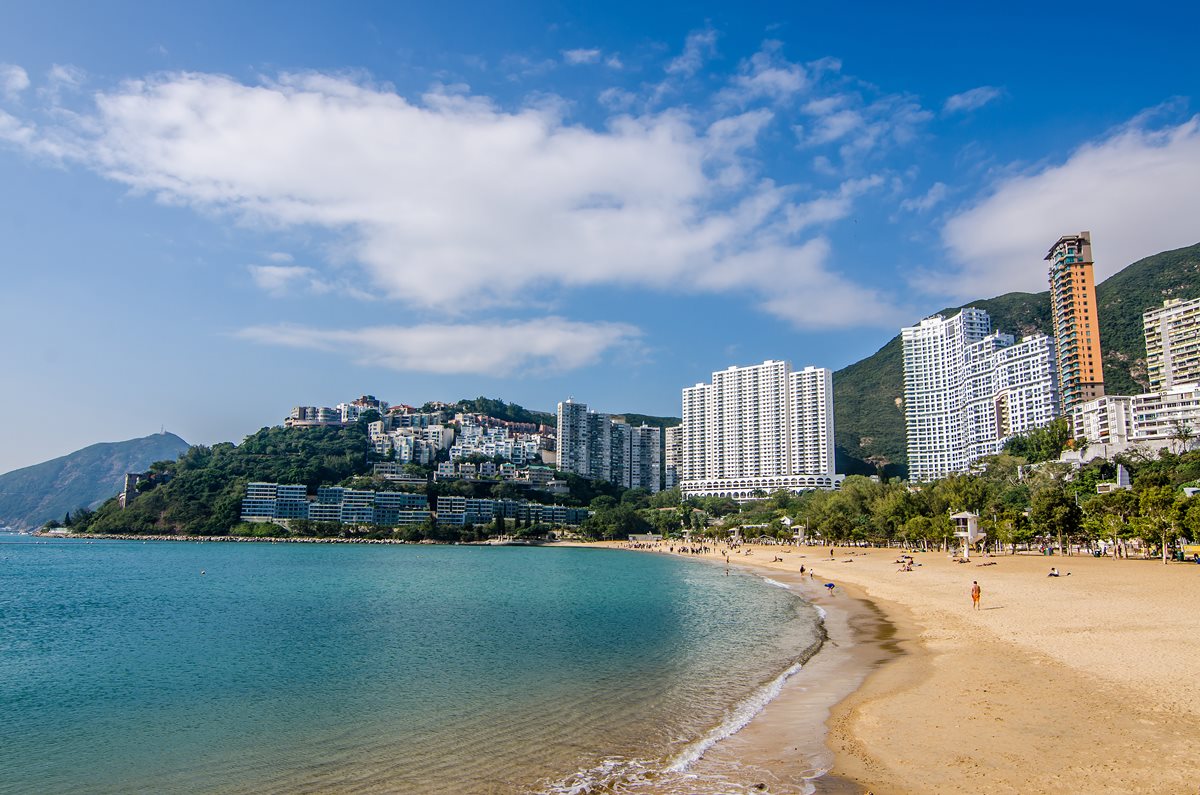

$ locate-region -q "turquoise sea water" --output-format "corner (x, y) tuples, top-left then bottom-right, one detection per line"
(0, 537), (823, 794)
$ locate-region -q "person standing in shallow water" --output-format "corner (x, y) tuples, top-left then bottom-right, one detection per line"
(971, 581), (981, 610)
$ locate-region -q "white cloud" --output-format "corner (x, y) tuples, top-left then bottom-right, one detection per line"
(598, 87), (636, 110)
(780, 175), (883, 233)
(0, 64), (30, 100)
(248, 264), (330, 296)
(943, 86), (1002, 115)
(937, 115), (1200, 299)
(266, 251), (294, 263)
(795, 87), (931, 166)
(41, 64), (85, 103)
(563, 48), (601, 65)
(721, 41), (808, 104)
(0, 69), (903, 329)
(900, 181), (948, 213)
(236, 318), (642, 375)
(666, 28), (717, 77)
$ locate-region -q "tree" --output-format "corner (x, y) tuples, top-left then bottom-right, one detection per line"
(1137, 485), (1177, 563)
(649, 488), (682, 509)
(994, 509), (1034, 554)
(1004, 417), (1072, 463)
(1083, 489), (1138, 558)
(1169, 420), (1196, 454)
(621, 488), (651, 510)
(590, 495), (617, 511)
(1030, 486), (1081, 555)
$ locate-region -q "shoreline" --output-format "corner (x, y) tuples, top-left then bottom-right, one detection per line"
(572, 542), (901, 794)
(28, 532), (554, 545)
(596, 541), (1200, 794)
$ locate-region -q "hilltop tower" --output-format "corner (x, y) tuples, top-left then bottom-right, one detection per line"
(1047, 231), (1105, 412)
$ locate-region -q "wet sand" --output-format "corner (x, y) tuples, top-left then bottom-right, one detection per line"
(590, 542), (1200, 794)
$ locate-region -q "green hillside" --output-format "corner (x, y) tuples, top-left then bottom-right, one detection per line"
(1096, 243), (1200, 395)
(451, 396), (679, 429)
(71, 422), (373, 536)
(834, 241), (1200, 477)
(0, 432), (191, 530)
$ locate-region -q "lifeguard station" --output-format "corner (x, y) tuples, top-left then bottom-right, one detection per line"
(951, 511), (987, 560)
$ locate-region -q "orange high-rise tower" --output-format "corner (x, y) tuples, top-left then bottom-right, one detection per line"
(1047, 231), (1105, 412)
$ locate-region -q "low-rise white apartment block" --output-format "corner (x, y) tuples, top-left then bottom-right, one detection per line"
(680, 360), (840, 500)
(450, 415), (541, 465)
(1133, 382), (1200, 446)
(241, 482), (430, 526)
(337, 395), (388, 424)
(1071, 395), (1135, 450)
(368, 420), (453, 466)
(1144, 297), (1200, 390)
(285, 406), (342, 427)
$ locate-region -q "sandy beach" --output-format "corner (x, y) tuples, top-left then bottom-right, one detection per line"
(592, 541), (1200, 794)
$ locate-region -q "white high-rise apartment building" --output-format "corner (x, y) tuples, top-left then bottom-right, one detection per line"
(628, 424), (662, 493)
(1143, 297), (1200, 390)
(902, 309), (990, 481)
(963, 333), (1060, 461)
(663, 425), (682, 489)
(556, 399), (661, 491)
(557, 399), (590, 476)
(680, 360), (839, 500)
(903, 309), (1060, 481)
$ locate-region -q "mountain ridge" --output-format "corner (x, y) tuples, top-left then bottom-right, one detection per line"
(0, 432), (191, 529)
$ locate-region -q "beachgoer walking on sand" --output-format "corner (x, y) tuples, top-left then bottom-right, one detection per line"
(971, 580), (981, 610)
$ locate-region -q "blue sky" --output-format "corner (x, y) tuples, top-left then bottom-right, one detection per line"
(2, 1), (1199, 472)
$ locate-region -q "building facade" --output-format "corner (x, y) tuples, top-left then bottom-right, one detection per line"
(1071, 395), (1135, 449)
(1132, 383), (1200, 446)
(902, 309), (991, 481)
(627, 424), (662, 493)
(1047, 232), (1105, 412)
(679, 360), (840, 500)
(663, 425), (682, 490)
(903, 309), (1060, 481)
(434, 495), (589, 527)
(240, 483), (430, 526)
(1143, 297), (1200, 390)
(556, 399), (662, 491)
(963, 332), (1061, 462)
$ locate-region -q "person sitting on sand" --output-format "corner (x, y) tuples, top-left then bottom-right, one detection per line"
(1048, 567), (1070, 577)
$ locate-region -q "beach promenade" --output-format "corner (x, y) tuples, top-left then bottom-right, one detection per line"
(603, 541), (1200, 794)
